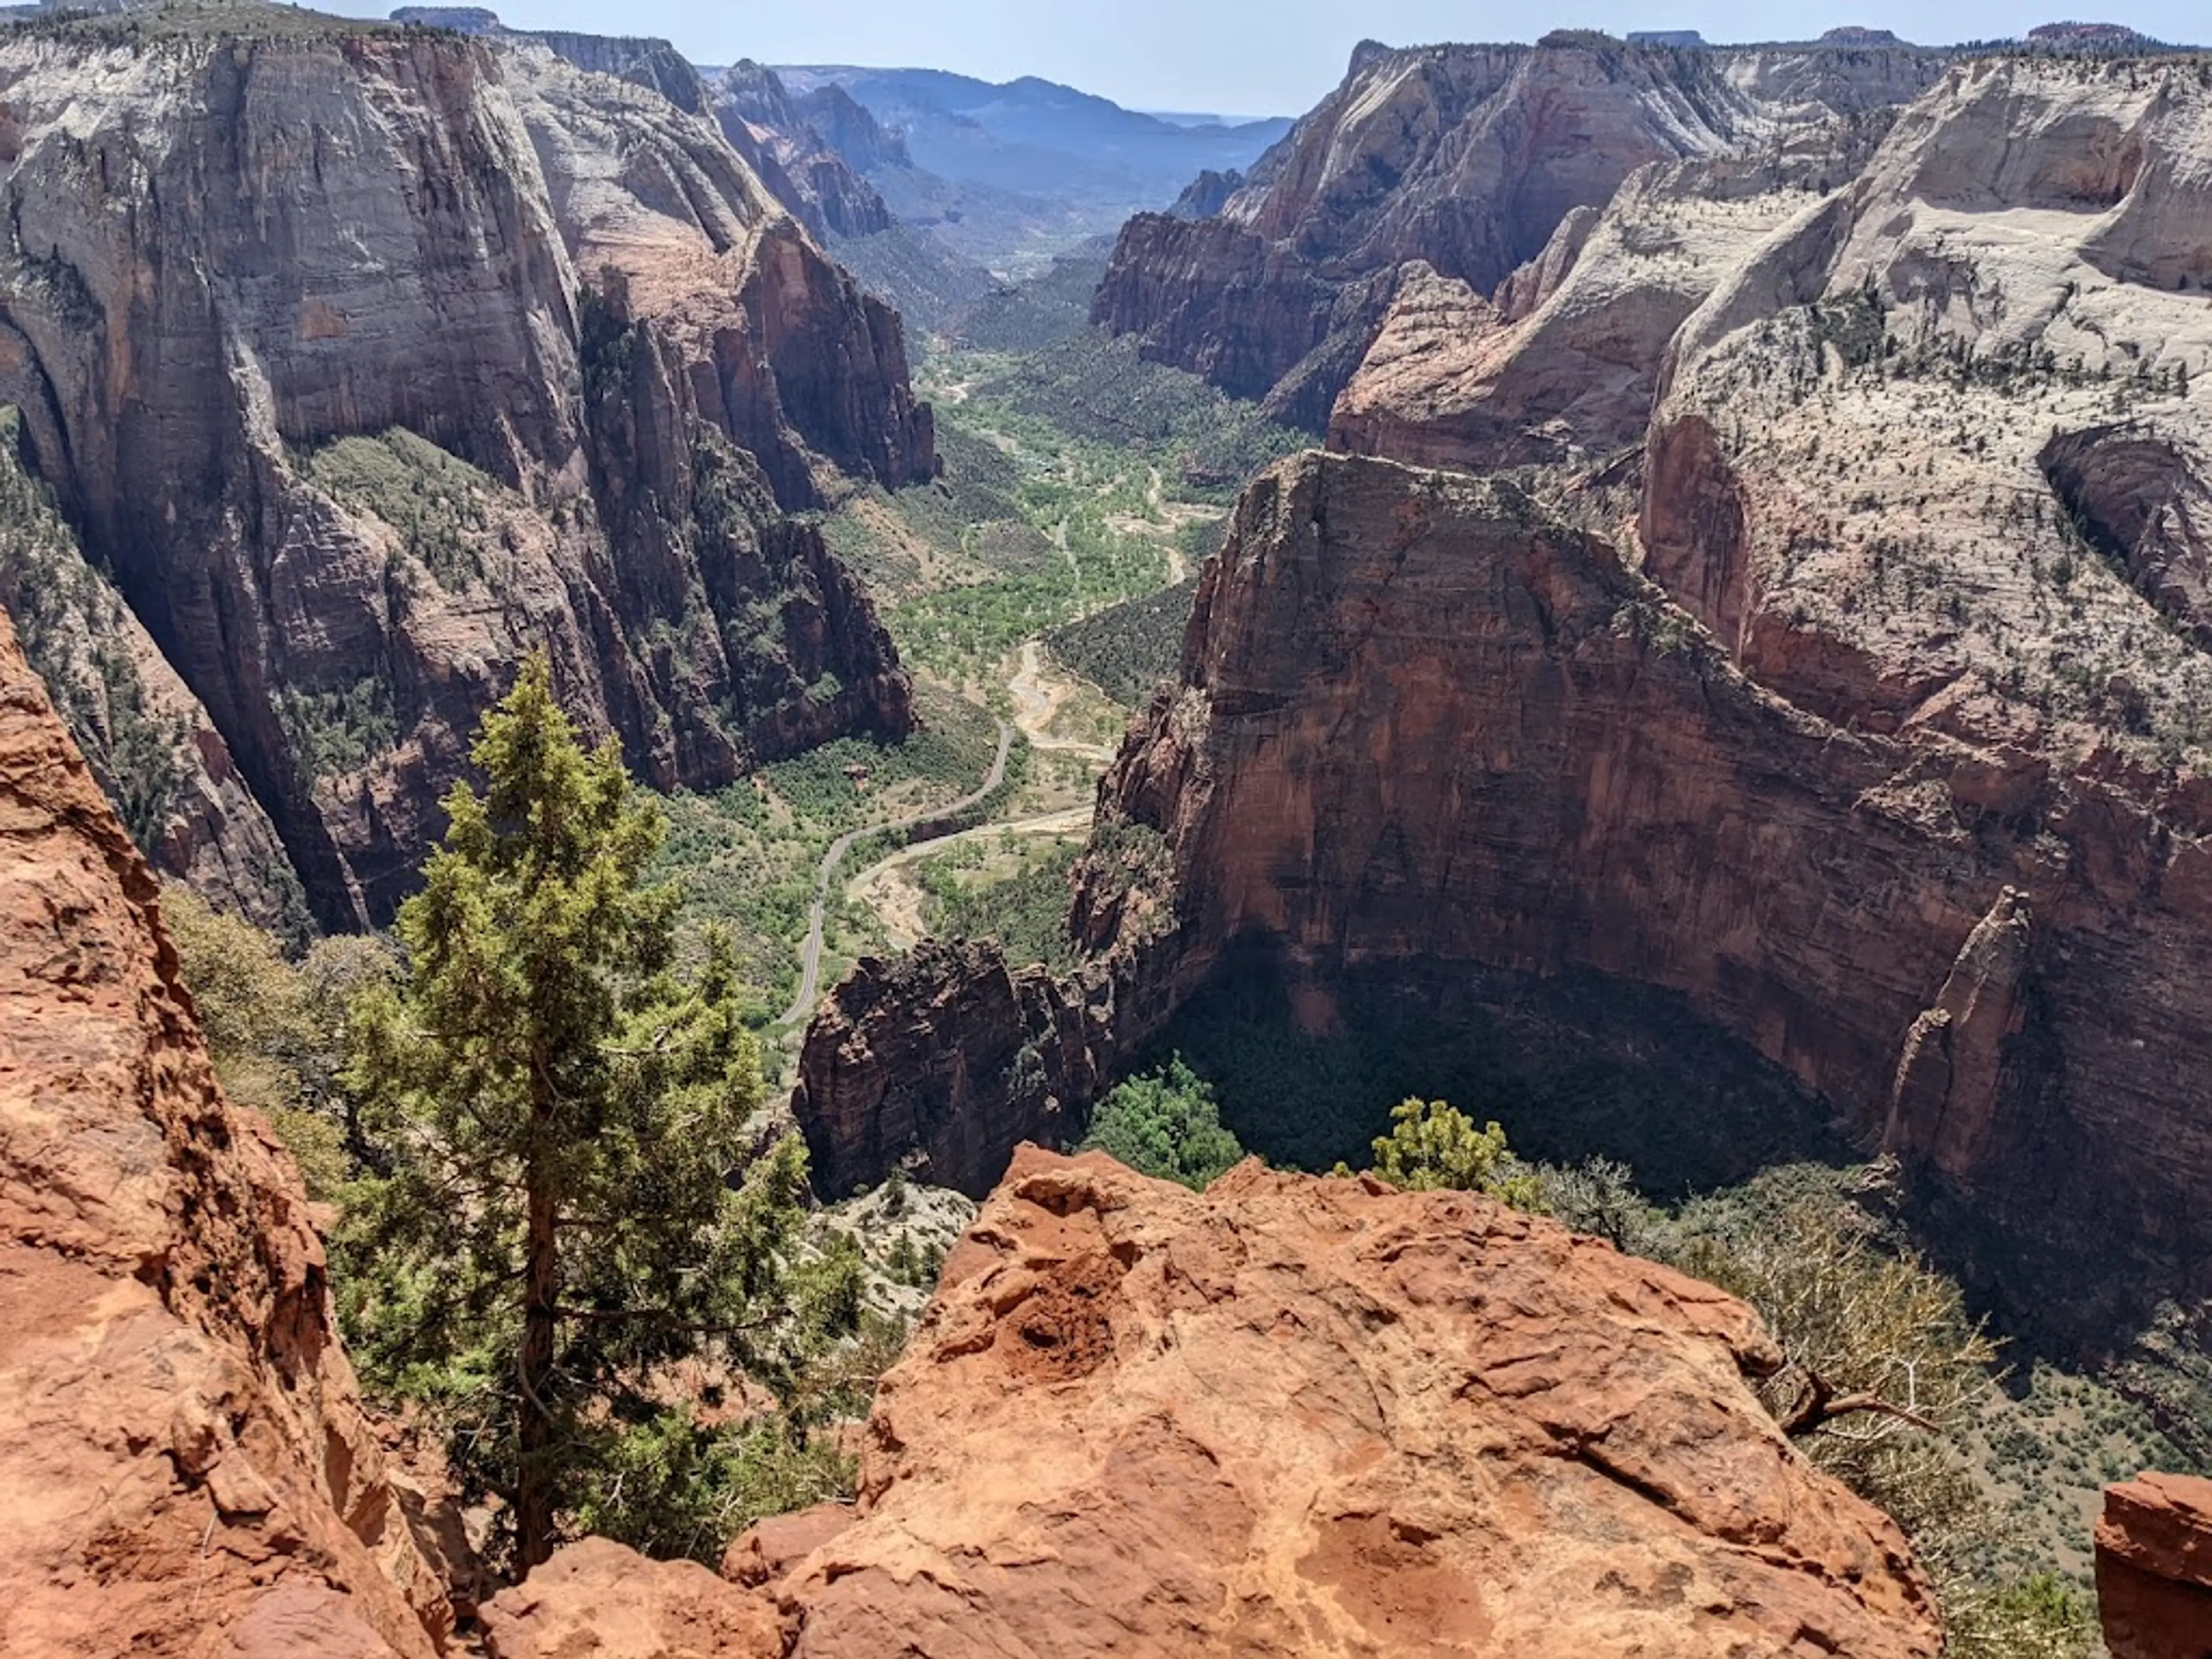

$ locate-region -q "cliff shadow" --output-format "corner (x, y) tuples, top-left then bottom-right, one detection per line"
(1128, 939), (1862, 1198)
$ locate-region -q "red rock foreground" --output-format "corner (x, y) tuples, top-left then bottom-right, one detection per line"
(489, 1146), (1943, 1657)
(0, 607), (446, 1657)
(2099, 1473), (2212, 1659)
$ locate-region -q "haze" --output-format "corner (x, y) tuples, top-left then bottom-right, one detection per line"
(317, 0), (2207, 114)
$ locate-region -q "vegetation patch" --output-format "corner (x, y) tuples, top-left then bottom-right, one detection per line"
(1045, 576), (1199, 706)
(914, 832), (1081, 972)
(304, 428), (501, 591)
(279, 674), (399, 780)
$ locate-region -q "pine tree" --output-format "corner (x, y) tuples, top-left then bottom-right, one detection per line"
(338, 653), (856, 1571)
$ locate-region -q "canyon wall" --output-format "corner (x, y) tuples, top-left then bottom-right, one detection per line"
(0, 603), (449, 1657)
(709, 62), (896, 241)
(801, 54), (2212, 1320)
(0, 18), (930, 928)
(1093, 36), (1944, 427)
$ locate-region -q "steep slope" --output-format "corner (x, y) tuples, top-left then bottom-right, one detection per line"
(709, 61), (893, 240)
(0, 603), (446, 1657)
(797, 54), (2212, 1339)
(0, 12), (930, 927)
(0, 429), (306, 934)
(487, 1148), (1944, 1659)
(1095, 36), (1943, 427)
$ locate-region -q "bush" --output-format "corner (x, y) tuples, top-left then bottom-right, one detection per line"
(164, 884), (396, 1197)
(571, 1411), (856, 1567)
(1080, 1056), (1245, 1189)
(1358, 1097), (1546, 1208)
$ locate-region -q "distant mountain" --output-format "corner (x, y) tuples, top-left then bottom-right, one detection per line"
(772, 65), (1290, 276)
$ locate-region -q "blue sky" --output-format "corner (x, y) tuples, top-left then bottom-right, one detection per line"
(343, 1), (2209, 116)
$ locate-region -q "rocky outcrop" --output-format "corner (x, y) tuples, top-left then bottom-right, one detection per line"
(709, 62), (895, 241)
(2041, 425), (2212, 647)
(791, 941), (1089, 1198)
(1331, 157), (1829, 471)
(2097, 1472), (2212, 1658)
(487, 1148), (1943, 1658)
(0, 603), (446, 1656)
(0, 20), (930, 927)
(481, 1537), (782, 1658)
(1094, 37), (1944, 425)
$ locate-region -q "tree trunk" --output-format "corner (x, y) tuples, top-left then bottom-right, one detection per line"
(517, 1147), (559, 1571)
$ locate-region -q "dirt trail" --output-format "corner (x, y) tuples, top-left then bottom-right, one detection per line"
(779, 721), (1014, 1028)
(1010, 640), (1118, 764)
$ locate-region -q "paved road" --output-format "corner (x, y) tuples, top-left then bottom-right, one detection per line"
(778, 719), (1014, 1029)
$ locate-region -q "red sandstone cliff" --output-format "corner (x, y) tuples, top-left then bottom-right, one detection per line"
(0, 603), (448, 1656)
(486, 1146), (1945, 1658)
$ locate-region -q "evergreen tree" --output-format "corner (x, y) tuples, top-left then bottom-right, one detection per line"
(338, 654), (855, 1571)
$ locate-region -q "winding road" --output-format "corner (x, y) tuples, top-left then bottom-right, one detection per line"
(778, 719), (1015, 1028)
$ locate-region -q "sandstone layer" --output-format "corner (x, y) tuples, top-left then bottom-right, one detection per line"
(484, 1147), (1943, 1659)
(2097, 1472), (2212, 1658)
(1094, 36), (1943, 426)
(0, 12), (931, 927)
(0, 603), (446, 1657)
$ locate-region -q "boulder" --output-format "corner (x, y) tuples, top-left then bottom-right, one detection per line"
(2098, 1473), (2212, 1659)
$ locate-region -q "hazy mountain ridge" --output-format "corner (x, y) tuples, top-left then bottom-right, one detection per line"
(771, 62), (1290, 279)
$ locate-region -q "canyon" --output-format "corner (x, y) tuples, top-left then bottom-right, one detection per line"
(798, 47), (2212, 1354)
(0, 8), (931, 930)
(0, 591), (1948, 1653)
(4, 6), (2211, 1650)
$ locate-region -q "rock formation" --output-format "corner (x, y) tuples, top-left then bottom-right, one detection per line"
(1094, 36), (1945, 427)
(800, 54), (2212, 1327)
(0, 10), (931, 928)
(483, 1147), (1944, 1658)
(2097, 1472), (2212, 1658)
(0, 603), (448, 1657)
(709, 62), (896, 241)
(791, 941), (1088, 1198)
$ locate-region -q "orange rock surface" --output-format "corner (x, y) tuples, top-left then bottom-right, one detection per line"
(2098, 1472), (2212, 1659)
(0, 607), (445, 1659)
(491, 1146), (1942, 1658)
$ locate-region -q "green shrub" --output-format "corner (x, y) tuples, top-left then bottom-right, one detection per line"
(1080, 1056), (1245, 1189)
(572, 1411), (855, 1567)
